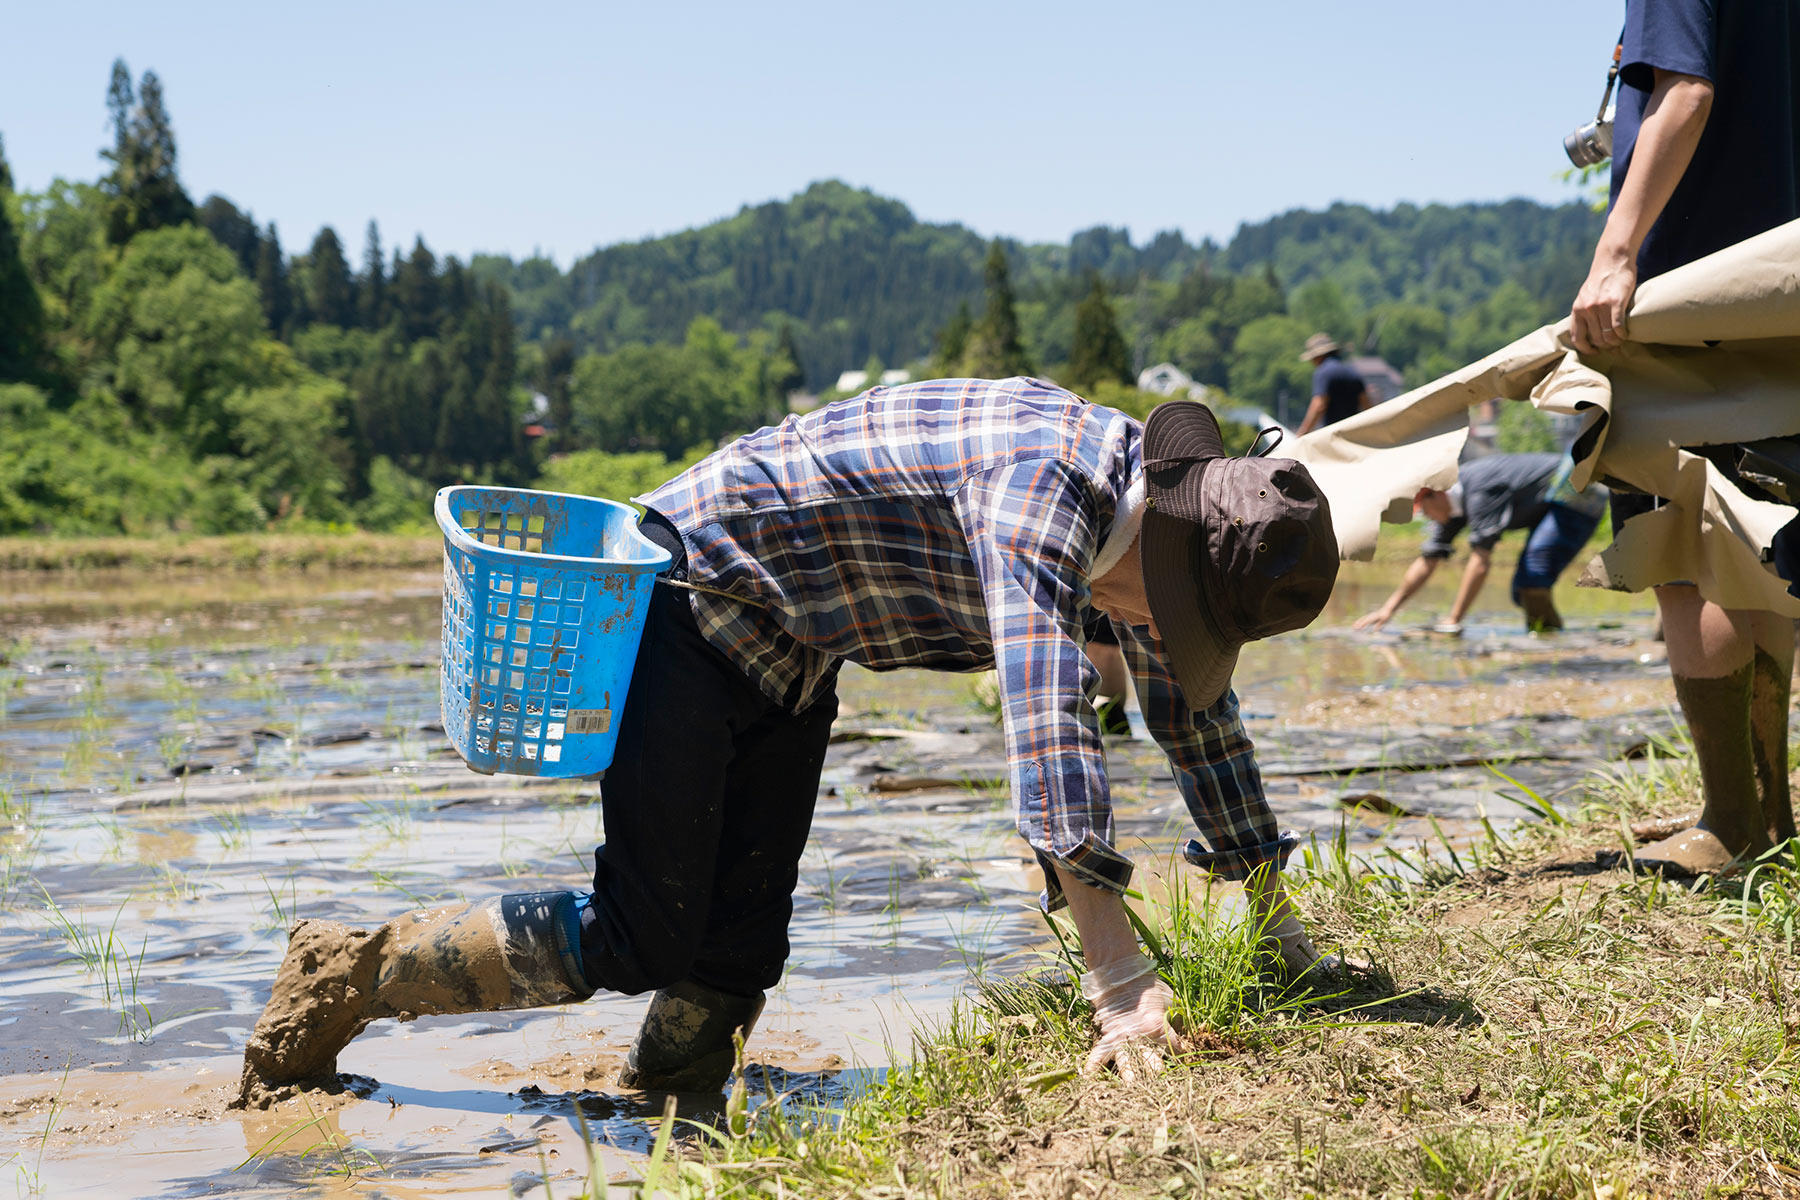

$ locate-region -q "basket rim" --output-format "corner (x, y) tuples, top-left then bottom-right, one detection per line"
(434, 485), (674, 571)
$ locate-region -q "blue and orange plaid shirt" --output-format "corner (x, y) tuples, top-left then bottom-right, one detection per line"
(639, 377), (1292, 906)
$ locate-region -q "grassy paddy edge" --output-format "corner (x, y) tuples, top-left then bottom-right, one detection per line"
(601, 746), (1800, 1200)
(0, 532), (441, 572)
(0, 522), (1514, 575)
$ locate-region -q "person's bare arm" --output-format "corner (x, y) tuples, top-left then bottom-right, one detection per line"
(1447, 545), (1493, 625)
(1571, 69), (1714, 354)
(1353, 555), (1440, 630)
(1356, 388), (1372, 413)
(1295, 395), (1327, 436)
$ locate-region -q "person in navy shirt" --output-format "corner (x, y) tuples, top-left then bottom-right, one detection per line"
(1295, 333), (1370, 436)
(1570, 0), (1800, 876)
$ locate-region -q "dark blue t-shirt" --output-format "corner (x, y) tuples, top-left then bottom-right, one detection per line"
(1310, 356), (1366, 427)
(1610, 0), (1800, 280)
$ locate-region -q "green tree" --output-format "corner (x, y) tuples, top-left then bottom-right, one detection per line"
(931, 301), (972, 377)
(1289, 278), (1356, 345)
(963, 242), (1034, 378)
(0, 136), (46, 383)
(535, 444), (712, 505)
(1448, 279), (1545, 363)
(773, 322), (806, 396)
(196, 194), (260, 278)
(17, 181), (112, 377)
(302, 226), (355, 328)
(1227, 314), (1314, 422)
(100, 61), (194, 246)
(1495, 401), (1559, 454)
(358, 220), (387, 329)
(393, 237), (440, 339)
(568, 317), (780, 456)
(255, 222), (291, 334)
(538, 335), (577, 453)
(1365, 302), (1449, 375)
(1152, 317), (1222, 383)
(217, 346), (349, 521)
(83, 224), (266, 445)
(1068, 273), (1132, 390)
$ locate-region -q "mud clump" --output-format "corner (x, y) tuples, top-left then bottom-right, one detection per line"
(235, 919), (387, 1109)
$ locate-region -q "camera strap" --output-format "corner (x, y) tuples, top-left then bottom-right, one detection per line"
(1595, 39), (1622, 121)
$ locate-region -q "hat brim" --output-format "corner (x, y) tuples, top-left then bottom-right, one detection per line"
(1298, 341), (1340, 361)
(1140, 402), (1240, 710)
(1142, 501), (1241, 710)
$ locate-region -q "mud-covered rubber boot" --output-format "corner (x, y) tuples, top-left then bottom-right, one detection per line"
(1517, 588), (1563, 633)
(618, 979), (765, 1093)
(236, 891), (593, 1108)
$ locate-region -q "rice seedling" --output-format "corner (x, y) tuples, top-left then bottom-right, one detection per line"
(9, 1061), (70, 1196)
(37, 889), (155, 1042)
(883, 863), (903, 948)
(357, 789), (423, 845)
(212, 806), (252, 853)
(367, 869), (452, 908)
(256, 871), (301, 932)
(0, 780), (32, 830)
(810, 844), (842, 913)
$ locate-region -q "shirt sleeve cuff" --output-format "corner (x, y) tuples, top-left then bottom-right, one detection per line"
(1036, 832), (1135, 913)
(1180, 832), (1300, 880)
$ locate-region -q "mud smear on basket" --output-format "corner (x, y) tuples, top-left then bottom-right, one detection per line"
(0, 558), (1691, 1196)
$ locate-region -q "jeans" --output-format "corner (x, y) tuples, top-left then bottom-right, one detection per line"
(578, 513), (838, 1000)
(1513, 501), (1603, 599)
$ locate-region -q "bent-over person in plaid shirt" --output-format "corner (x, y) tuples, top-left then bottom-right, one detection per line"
(237, 376), (1341, 1105)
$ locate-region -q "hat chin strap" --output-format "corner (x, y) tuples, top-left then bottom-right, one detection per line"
(1090, 474), (1146, 581)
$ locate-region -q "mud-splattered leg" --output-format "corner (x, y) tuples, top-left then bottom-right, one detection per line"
(1749, 612), (1796, 845)
(235, 891), (590, 1108)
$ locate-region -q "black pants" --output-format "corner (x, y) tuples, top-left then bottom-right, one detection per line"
(578, 514), (838, 1000)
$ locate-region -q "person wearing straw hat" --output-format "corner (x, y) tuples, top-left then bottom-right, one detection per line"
(237, 377), (1343, 1102)
(1295, 332), (1371, 437)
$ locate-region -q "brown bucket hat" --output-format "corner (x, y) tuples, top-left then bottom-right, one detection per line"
(1140, 401), (1339, 709)
(1299, 332), (1341, 361)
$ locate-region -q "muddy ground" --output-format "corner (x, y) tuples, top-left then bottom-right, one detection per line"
(0, 556), (1686, 1196)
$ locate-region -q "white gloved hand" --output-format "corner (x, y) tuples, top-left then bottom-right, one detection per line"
(1080, 955), (1177, 1083)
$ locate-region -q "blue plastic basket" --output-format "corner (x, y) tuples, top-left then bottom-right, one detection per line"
(435, 486), (673, 777)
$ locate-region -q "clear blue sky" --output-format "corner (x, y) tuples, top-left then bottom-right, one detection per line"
(3, 1), (1621, 266)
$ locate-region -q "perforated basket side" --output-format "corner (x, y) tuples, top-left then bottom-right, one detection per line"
(466, 561), (589, 770)
(435, 485), (671, 778)
(439, 538), (480, 767)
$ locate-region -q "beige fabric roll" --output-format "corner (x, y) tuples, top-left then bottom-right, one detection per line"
(1283, 218), (1800, 617)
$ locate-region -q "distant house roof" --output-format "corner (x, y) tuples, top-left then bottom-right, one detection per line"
(1136, 362), (1211, 401)
(835, 367), (914, 394)
(1347, 356), (1407, 405)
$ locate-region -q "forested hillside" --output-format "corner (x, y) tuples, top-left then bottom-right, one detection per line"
(0, 61), (1601, 537)
(476, 183), (1602, 397)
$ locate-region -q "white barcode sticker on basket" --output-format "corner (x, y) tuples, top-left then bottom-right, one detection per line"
(568, 708), (612, 735)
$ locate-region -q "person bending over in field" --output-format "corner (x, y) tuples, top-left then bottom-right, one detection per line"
(237, 378), (1342, 1105)
(1355, 451), (1605, 637)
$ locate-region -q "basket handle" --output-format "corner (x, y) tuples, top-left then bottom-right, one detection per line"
(656, 576), (768, 607)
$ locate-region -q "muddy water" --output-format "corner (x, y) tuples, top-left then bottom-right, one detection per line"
(0, 559), (1677, 1195)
